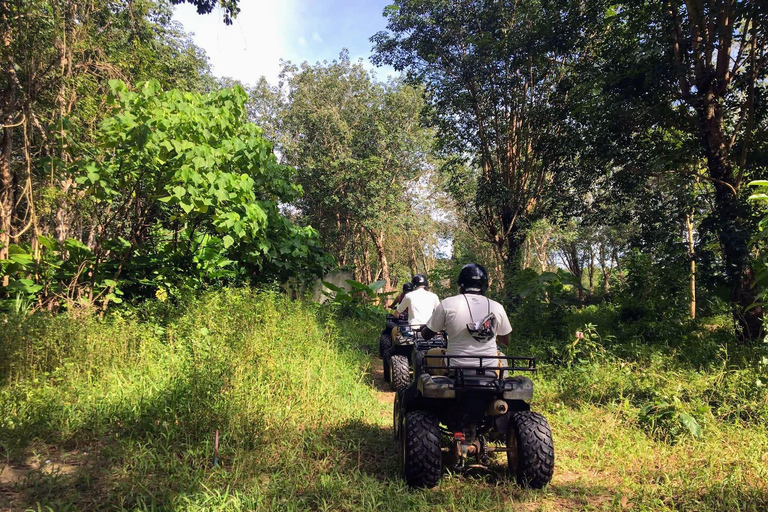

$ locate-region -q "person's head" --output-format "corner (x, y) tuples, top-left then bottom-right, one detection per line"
(458, 263), (489, 295)
(411, 274), (428, 289)
(402, 282), (415, 294)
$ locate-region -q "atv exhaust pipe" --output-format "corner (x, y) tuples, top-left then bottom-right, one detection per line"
(486, 399), (508, 416)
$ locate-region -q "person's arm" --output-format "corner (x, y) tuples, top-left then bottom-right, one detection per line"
(496, 307), (512, 347)
(389, 292), (404, 309)
(422, 302), (445, 340)
(394, 295), (409, 314)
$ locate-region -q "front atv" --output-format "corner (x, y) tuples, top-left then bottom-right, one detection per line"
(394, 354), (554, 489)
(385, 324), (446, 392)
(380, 313), (408, 378)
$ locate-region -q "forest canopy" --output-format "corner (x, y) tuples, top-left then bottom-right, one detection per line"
(2, 0), (768, 344)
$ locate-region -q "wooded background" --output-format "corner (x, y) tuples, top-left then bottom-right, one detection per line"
(2, 0), (767, 342)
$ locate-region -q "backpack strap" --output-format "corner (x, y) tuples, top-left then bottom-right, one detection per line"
(463, 294), (476, 324)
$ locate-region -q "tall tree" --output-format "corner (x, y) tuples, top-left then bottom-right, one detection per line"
(0, 0), (214, 277)
(595, 0), (768, 339)
(372, 0), (603, 283)
(251, 53), (435, 291)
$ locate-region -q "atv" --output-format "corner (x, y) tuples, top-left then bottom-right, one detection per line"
(385, 324), (446, 392)
(393, 353), (554, 489)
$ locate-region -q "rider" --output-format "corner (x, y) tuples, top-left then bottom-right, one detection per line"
(393, 274), (440, 326)
(422, 263), (511, 368)
(389, 282), (415, 312)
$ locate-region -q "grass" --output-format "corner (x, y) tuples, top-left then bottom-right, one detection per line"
(1, 288), (767, 511)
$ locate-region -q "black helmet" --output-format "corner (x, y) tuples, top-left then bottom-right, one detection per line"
(411, 274), (428, 288)
(458, 263), (488, 294)
(402, 282), (415, 294)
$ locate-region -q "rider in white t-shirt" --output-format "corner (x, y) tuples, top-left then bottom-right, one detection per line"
(422, 263), (512, 367)
(393, 274), (440, 326)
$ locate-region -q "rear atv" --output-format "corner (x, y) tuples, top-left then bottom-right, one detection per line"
(394, 354), (554, 489)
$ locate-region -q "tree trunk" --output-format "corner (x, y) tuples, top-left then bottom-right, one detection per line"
(0, 125), (12, 285)
(1, 16), (16, 285)
(686, 212), (696, 319)
(698, 95), (761, 340)
(366, 227), (391, 292)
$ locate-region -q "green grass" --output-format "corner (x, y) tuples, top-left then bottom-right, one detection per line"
(1, 289), (767, 511)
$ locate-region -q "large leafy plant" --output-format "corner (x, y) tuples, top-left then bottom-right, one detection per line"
(1, 81), (329, 311)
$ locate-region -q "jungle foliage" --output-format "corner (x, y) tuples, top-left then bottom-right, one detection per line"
(374, 0), (768, 340)
(0, 0), (327, 311)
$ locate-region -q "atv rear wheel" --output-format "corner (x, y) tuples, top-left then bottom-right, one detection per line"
(403, 410), (442, 488)
(390, 354), (410, 391)
(379, 333), (392, 358)
(507, 411), (555, 489)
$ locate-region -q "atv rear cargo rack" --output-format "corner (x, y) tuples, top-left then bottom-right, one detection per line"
(418, 355), (536, 396)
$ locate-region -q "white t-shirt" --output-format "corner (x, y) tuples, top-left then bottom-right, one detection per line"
(396, 287), (440, 326)
(426, 293), (512, 367)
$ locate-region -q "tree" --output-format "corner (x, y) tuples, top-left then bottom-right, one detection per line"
(251, 53), (436, 291)
(0, 0), (215, 286)
(171, 0), (240, 25)
(372, 0), (604, 284)
(588, 0), (768, 339)
(1, 80), (328, 310)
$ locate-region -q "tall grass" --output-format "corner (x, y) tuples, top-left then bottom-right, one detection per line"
(1, 289), (767, 511)
(0, 289), (380, 510)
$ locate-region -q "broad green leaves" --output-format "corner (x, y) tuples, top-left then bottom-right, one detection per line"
(1, 80), (329, 311)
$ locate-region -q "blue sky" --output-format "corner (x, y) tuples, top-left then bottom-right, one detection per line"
(173, 0), (397, 85)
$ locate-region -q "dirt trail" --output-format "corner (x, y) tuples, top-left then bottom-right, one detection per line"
(369, 357), (394, 427)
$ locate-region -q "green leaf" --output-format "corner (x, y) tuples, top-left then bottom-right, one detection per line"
(678, 413), (702, 438)
(8, 253), (33, 266)
(322, 281), (346, 293)
(223, 235), (234, 248)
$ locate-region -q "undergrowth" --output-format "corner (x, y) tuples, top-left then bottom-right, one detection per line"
(1, 289), (767, 511)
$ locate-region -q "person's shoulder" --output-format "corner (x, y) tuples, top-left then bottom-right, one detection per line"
(489, 298), (508, 313)
(440, 294), (464, 306)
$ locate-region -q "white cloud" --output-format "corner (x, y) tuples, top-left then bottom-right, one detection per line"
(173, 1), (301, 85)
(173, 1), (396, 86)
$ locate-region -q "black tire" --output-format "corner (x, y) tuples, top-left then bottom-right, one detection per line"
(507, 411), (555, 489)
(403, 411), (442, 488)
(393, 390), (404, 441)
(390, 354), (410, 392)
(383, 354), (391, 383)
(379, 333), (392, 359)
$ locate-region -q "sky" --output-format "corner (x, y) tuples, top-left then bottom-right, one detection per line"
(172, 0), (398, 86)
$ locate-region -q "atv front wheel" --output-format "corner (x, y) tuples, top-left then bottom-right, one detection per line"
(507, 411), (555, 489)
(403, 410), (442, 488)
(390, 354), (410, 391)
(393, 389), (404, 441)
